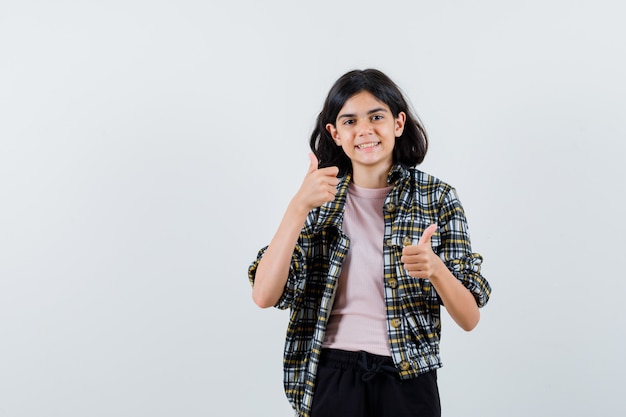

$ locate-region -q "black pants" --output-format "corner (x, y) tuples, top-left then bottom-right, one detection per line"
(311, 349), (441, 417)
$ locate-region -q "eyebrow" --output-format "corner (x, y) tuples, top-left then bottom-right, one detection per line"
(337, 107), (388, 120)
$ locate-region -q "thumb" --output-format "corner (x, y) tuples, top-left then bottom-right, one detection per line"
(307, 152), (319, 174)
(418, 224), (438, 246)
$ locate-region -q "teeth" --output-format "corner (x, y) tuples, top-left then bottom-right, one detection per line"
(357, 142), (378, 149)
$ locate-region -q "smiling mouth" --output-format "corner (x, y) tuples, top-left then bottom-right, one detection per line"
(356, 142), (380, 149)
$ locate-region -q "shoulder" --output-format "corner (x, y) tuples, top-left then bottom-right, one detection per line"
(398, 167), (467, 214)
(402, 168), (470, 223)
(406, 167), (455, 194)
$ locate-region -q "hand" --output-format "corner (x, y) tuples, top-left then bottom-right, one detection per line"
(401, 224), (443, 279)
(292, 153), (339, 211)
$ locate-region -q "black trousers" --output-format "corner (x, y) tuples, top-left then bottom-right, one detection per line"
(310, 349), (441, 417)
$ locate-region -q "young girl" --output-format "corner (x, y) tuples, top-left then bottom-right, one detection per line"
(248, 69), (491, 417)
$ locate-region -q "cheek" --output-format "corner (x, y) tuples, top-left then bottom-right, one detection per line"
(337, 130), (353, 145)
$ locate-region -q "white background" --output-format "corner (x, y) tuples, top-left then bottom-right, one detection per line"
(1, 1), (625, 416)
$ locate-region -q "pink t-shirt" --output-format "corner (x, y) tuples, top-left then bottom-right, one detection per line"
(322, 182), (392, 356)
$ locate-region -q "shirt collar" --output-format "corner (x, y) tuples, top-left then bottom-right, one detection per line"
(313, 172), (351, 232)
(387, 163), (410, 185)
(313, 164), (411, 232)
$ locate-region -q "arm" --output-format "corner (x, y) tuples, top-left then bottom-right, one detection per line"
(251, 154), (339, 308)
(401, 225), (480, 331)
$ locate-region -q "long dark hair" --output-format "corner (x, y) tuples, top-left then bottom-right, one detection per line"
(310, 69), (428, 176)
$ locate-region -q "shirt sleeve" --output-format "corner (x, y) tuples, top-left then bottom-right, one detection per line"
(437, 187), (491, 308)
(247, 239), (309, 311)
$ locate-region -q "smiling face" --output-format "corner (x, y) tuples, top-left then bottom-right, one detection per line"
(326, 91), (406, 187)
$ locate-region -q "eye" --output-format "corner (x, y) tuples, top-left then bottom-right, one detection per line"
(371, 114), (383, 121)
(342, 119), (355, 125)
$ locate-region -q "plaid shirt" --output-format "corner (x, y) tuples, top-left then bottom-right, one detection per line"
(248, 164), (491, 417)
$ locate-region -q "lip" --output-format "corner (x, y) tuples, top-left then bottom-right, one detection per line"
(355, 141), (380, 149)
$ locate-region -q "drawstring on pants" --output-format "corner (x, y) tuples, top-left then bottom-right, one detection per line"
(319, 348), (400, 382)
(358, 350), (399, 382)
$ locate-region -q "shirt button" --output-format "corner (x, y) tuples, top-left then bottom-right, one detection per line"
(386, 239), (393, 246)
(391, 318), (402, 328)
(402, 236), (412, 246)
(387, 278), (398, 289)
(399, 361), (411, 371)
(384, 203), (396, 212)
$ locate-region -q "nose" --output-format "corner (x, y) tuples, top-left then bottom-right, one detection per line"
(356, 119), (373, 136)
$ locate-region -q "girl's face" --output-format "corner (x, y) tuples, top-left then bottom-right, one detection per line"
(326, 91), (406, 178)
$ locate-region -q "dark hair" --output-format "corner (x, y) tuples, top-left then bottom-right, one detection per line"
(310, 69), (428, 176)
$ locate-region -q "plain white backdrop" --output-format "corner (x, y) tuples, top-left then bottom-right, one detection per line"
(1, 1), (625, 416)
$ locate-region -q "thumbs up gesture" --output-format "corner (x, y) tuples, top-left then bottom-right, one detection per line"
(401, 224), (443, 279)
(292, 153), (340, 212)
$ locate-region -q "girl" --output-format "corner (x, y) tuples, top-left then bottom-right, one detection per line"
(248, 69), (491, 417)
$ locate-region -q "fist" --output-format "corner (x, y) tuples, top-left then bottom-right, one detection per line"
(401, 224), (441, 279)
(295, 153), (339, 210)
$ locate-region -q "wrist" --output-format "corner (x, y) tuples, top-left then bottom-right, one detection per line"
(287, 198), (312, 220)
(428, 257), (449, 283)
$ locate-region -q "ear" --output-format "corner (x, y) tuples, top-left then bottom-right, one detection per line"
(395, 111), (406, 137)
(326, 123), (341, 146)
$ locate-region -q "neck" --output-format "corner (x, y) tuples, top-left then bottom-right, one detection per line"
(351, 164), (392, 189)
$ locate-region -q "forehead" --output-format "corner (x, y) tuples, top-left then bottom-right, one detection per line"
(339, 91), (389, 113)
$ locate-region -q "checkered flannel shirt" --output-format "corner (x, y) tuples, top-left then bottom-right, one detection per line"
(248, 163), (491, 417)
